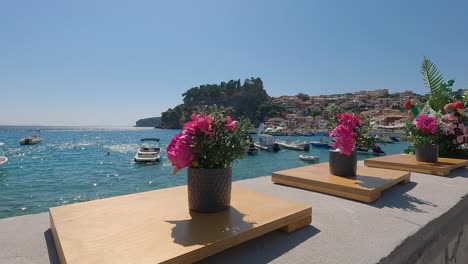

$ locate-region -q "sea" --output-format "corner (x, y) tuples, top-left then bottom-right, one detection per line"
(0, 126), (410, 219)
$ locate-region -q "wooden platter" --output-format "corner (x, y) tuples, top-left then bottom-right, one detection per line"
(49, 185), (312, 264)
(272, 163), (410, 203)
(364, 154), (468, 176)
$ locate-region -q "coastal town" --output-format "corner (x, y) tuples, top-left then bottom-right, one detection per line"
(261, 89), (424, 135)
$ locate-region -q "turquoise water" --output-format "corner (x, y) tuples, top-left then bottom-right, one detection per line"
(0, 126), (410, 219)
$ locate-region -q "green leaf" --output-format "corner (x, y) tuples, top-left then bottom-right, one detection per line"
(421, 57), (451, 111)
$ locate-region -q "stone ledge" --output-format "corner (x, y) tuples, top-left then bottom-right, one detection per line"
(1, 162), (467, 264)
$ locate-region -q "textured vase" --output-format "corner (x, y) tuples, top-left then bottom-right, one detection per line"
(329, 150), (357, 177)
(415, 144), (439, 163)
(187, 167), (232, 213)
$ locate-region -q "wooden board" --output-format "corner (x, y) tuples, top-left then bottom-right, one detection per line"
(272, 163), (410, 203)
(364, 154), (468, 176)
(49, 186), (312, 264)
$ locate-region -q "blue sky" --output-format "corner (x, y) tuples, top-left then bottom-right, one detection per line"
(1, 0), (467, 126)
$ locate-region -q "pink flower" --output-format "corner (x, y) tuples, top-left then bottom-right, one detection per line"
(166, 132), (196, 172)
(183, 113), (213, 136)
(331, 127), (356, 155)
(329, 116), (360, 156)
(225, 116), (238, 131)
(443, 113), (459, 122)
(415, 115), (438, 135)
(443, 123), (457, 135)
(336, 113), (362, 130)
(456, 124), (468, 143)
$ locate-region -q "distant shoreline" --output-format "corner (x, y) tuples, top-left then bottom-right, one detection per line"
(0, 125), (154, 131)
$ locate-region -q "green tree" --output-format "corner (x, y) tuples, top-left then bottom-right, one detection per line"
(161, 77), (271, 128)
(326, 104), (344, 129)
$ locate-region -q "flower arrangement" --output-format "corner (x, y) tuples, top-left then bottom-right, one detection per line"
(166, 106), (251, 174)
(403, 114), (441, 148)
(440, 101), (468, 154)
(328, 113), (364, 155)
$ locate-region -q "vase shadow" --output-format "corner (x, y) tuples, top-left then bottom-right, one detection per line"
(352, 174), (392, 189)
(368, 181), (438, 213)
(166, 207), (256, 247)
(198, 225), (320, 264)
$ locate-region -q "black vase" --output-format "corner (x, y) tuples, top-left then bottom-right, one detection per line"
(415, 144), (439, 163)
(329, 150), (357, 177)
(187, 167), (232, 213)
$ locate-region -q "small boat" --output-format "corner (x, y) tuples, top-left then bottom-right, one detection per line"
(276, 140), (310, 151)
(355, 146), (386, 156)
(134, 138), (161, 162)
(0, 142), (8, 167)
(298, 154), (320, 162)
(310, 141), (332, 149)
(19, 135), (43, 145)
(254, 134), (281, 152)
(246, 143), (259, 155)
(374, 135), (395, 144)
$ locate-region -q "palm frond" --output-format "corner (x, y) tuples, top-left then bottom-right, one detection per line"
(421, 57), (451, 111)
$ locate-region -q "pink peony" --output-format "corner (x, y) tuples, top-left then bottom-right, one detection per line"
(225, 116), (238, 131)
(415, 115), (438, 135)
(166, 132), (196, 171)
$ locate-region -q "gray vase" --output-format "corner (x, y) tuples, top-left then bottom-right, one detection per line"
(415, 144), (439, 163)
(187, 167), (232, 213)
(329, 150), (357, 177)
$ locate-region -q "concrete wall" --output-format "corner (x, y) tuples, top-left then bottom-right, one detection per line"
(379, 196), (468, 264)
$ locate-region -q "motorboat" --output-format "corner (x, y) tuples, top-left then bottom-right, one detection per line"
(374, 135), (395, 144)
(246, 143), (259, 155)
(355, 146), (386, 156)
(134, 138), (161, 162)
(0, 143), (8, 167)
(254, 134), (281, 152)
(263, 128), (286, 136)
(310, 140), (332, 149)
(298, 154), (320, 162)
(19, 135), (43, 145)
(276, 140), (310, 151)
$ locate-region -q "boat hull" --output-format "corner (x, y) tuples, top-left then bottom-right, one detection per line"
(310, 142), (332, 149)
(0, 156), (8, 167)
(19, 138), (43, 145)
(298, 155), (319, 162)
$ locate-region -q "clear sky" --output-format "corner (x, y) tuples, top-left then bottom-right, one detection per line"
(1, 0), (467, 126)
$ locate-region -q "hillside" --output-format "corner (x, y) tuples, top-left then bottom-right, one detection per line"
(135, 117), (161, 127)
(159, 77), (281, 129)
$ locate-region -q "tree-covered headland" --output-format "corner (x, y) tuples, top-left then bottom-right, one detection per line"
(160, 77), (285, 128)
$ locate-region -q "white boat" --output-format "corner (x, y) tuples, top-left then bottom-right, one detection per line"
(254, 134), (280, 152)
(310, 140), (332, 149)
(19, 135), (43, 145)
(374, 135), (395, 144)
(0, 143), (8, 167)
(276, 140), (310, 151)
(134, 138), (161, 162)
(298, 154), (320, 162)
